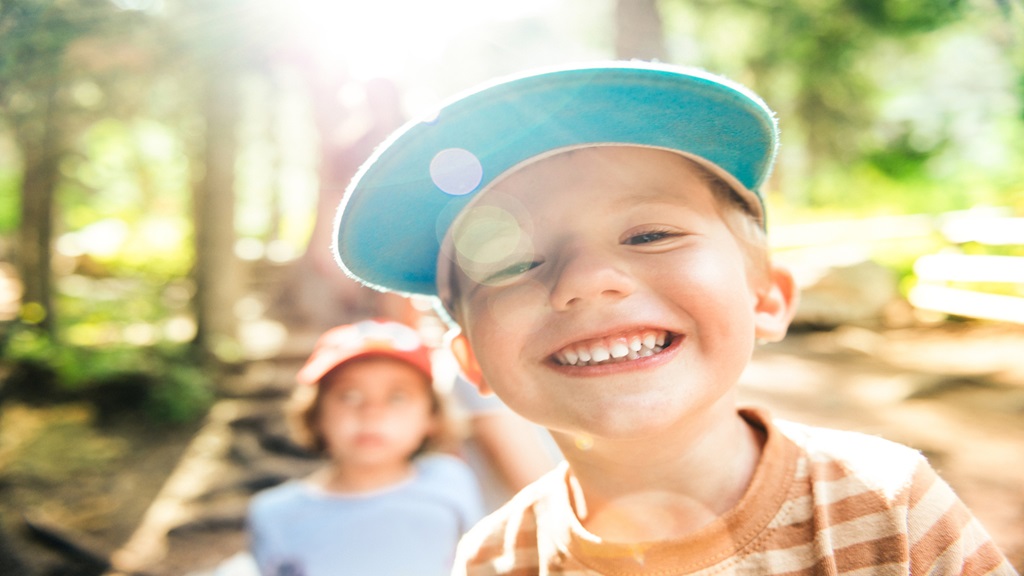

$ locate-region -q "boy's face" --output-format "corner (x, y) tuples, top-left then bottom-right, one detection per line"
(317, 356), (436, 467)
(447, 146), (792, 441)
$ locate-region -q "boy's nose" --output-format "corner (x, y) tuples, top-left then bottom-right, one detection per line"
(548, 247), (637, 311)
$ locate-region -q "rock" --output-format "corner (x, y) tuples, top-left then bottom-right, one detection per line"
(792, 260), (901, 329)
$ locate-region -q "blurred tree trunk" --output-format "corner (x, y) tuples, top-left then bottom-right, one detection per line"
(615, 0), (668, 61)
(191, 65), (241, 356)
(14, 77), (61, 336)
(179, 0), (257, 359)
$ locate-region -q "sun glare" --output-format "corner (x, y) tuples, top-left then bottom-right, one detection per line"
(288, 0), (553, 81)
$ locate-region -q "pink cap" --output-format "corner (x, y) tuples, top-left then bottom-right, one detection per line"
(296, 319), (433, 386)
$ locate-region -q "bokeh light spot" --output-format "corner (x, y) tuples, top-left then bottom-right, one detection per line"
(574, 434), (594, 451)
(20, 302), (47, 324)
(454, 206), (522, 265)
(430, 148), (483, 196)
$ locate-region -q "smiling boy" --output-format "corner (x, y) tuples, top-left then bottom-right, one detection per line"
(332, 63), (1015, 575)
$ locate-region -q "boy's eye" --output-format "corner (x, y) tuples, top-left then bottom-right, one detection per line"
(484, 260), (541, 283)
(623, 229), (675, 245)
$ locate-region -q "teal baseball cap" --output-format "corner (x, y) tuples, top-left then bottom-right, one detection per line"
(333, 61), (778, 297)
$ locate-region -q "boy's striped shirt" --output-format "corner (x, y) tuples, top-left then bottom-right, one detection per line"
(453, 409), (1016, 576)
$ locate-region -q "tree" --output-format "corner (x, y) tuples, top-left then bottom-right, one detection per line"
(172, 0), (249, 356)
(0, 0), (151, 336)
(661, 0), (991, 204)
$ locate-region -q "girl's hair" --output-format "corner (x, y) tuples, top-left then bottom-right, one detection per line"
(285, 357), (460, 459)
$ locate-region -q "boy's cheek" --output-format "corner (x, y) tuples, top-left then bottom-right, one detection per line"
(465, 279), (549, 331)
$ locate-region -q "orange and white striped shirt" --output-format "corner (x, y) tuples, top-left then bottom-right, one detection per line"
(453, 409), (1016, 576)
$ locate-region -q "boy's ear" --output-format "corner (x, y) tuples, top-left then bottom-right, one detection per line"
(445, 329), (493, 396)
(753, 263), (799, 343)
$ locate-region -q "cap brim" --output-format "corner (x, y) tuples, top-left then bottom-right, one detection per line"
(335, 62), (778, 297)
(296, 349), (433, 386)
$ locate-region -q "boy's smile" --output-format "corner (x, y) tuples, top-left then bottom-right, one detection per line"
(550, 328), (676, 368)
(447, 146), (782, 441)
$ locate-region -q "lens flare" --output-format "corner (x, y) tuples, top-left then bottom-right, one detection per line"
(430, 148), (483, 196)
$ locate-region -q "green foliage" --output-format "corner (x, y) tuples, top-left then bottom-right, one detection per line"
(0, 323), (214, 424)
(0, 164), (19, 234)
(145, 359), (215, 424)
(2, 323), (70, 369)
(803, 157), (1023, 216)
(665, 0), (1023, 211)
(865, 133), (943, 180)
(848, 0), (965, 32)
(56, 274), (196, 351)
(59, 117), (194, 278)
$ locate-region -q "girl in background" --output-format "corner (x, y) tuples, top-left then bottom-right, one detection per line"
(247, 319), (483, 576)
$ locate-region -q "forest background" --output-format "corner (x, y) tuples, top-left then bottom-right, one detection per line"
(0, 0), (1022, 573)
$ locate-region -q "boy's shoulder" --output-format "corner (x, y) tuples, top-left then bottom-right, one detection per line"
(772, 416), (926, 500)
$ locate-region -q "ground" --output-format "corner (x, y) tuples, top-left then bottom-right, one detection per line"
(1, 322), (1022, 574)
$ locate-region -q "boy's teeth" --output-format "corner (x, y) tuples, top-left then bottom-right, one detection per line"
(629, 335), (642, 352)
(554, 331), (672, 367)
(609, 341), (629, 359)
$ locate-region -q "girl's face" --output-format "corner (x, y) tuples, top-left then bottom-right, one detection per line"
(317, 356), (437, 470)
